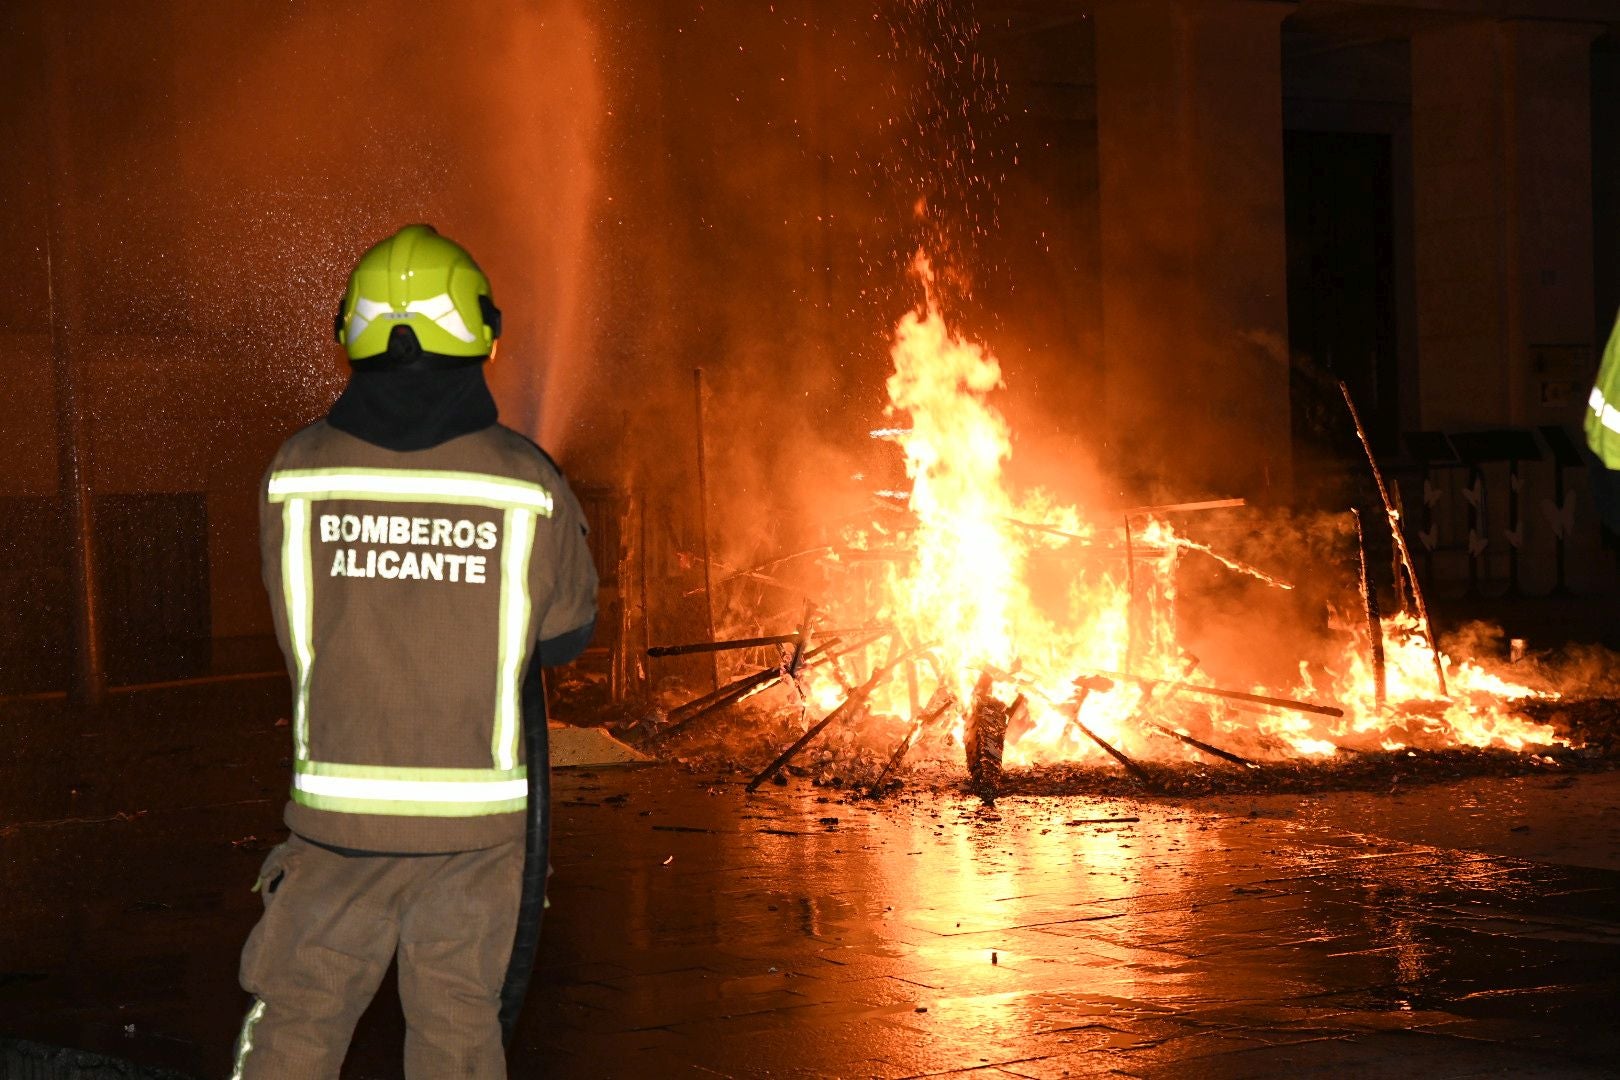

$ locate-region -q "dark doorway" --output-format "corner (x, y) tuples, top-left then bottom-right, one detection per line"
(1284, 130), (1398, 504)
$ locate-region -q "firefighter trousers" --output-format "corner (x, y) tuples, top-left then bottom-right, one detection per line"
(230, 832), (523, 1079)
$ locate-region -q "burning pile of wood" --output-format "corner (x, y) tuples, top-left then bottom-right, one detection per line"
(637, 485), (1573, 802)
(633, 253), (1570, 798)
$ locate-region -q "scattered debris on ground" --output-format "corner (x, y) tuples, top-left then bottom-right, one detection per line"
(597, 693), (1620, 802)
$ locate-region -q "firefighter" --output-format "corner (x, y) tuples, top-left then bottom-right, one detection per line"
(1587, 309), (1620, 539)
(230, 224), (598, 1078)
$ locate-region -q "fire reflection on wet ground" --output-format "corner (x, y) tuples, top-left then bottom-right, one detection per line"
(521, 766), (1620, 1079)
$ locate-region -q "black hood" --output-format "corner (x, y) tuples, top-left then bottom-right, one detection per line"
(326, 365), (499, 451)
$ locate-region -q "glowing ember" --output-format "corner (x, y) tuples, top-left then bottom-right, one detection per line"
(798, 251), (1559, 769)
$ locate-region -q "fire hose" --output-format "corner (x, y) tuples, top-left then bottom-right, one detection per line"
(499, 658), (553, 1047)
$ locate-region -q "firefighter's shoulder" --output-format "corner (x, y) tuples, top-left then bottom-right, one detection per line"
(272, 419), (345, 463)
(487, 423), (570, 486)
(261, 419), (334, 484)
(486, 424), (587, 532)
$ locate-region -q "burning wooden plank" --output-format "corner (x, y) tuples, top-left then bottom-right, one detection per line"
(647, 626), (887, 658)
(657, 639), (843, 738)
(784, 600), (817, 692)
(1165, 683), (1342, 719)
(1171, 538), (1293, 590)
(1120, 498), (1247, 516)
(1065, 675), (1156, 788)
(746, 691), (870, 793)
(1144, 718), (1259, 770)
(655, 630), (894, 741)
(1078, 665), (1262, 770)
(874, 687), (958, 789)
(747, 642), (935, 792)
(1084, 671), (1344, 720)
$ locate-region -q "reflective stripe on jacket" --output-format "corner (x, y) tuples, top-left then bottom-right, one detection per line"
(260, 422), (598, 853)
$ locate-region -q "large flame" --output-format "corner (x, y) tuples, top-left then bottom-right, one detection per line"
(799, 253), (1558, 767)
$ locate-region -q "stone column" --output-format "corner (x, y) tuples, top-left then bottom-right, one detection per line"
(1411, 19), (1601, 429)
(1094, 0), (1296, 503)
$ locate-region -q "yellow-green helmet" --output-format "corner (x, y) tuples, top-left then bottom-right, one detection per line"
(334, 225), (501, 363)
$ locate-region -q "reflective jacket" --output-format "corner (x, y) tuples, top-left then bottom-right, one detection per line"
(260, 421), (598, 853)
(1587, 310), (1620, 469)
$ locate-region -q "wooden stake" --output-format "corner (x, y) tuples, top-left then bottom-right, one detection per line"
(1351, 509), (1387, 711)
(1339, 380), (1447, 697)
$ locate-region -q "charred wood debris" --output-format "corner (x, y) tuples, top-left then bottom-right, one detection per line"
(604, 586), (1617, 805)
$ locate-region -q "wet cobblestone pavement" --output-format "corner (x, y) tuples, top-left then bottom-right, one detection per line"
(4, 685), (1620, 1077)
